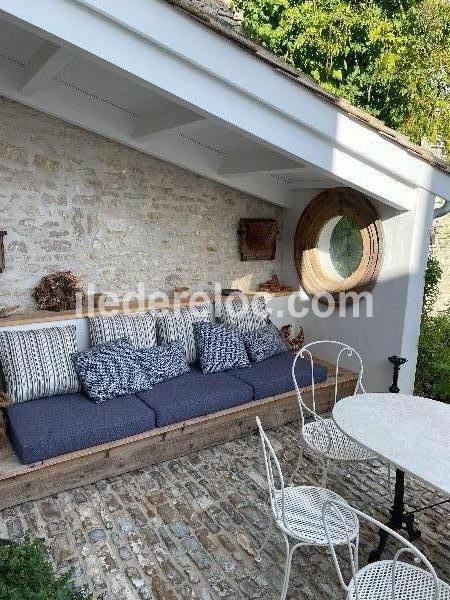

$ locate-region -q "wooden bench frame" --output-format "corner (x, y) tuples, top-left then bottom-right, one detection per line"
(0, 365), (357, 510)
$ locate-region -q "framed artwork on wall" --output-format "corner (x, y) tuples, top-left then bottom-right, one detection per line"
(238, 218), (279, 261)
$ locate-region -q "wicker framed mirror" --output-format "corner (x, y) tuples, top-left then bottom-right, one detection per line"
(294, 188), (384, 304)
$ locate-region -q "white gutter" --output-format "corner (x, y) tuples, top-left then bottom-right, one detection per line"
(434, 199), (450, 220)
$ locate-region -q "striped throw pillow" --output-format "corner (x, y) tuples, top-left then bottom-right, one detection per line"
(0, 325), (80, 404)
(156, 303), (212, 363)
(89, 311), (157, 349)
(215, 296), (268, 332)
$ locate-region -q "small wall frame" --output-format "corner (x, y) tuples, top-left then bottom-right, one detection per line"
(238, 218), (279, 261)
(0, 231), (6, 273)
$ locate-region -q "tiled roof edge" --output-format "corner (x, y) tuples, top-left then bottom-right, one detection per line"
(164, 0), (450, 176)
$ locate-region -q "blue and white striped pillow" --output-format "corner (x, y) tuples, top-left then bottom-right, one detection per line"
(89, 311), (157, 349)
(0, 325), (80, 404)
(215, 296), (268, 332)
(156, 303), (212, 363)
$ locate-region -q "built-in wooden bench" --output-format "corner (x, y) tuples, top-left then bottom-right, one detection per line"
(0, 360), (357, 510)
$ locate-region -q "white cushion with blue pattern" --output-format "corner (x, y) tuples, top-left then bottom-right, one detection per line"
(0, 325), (80, 404)
(156, 303), (212, 363)
(215, 296), (268, 332)
(89, 311), (157, 349)
(194, 322), (249, 374)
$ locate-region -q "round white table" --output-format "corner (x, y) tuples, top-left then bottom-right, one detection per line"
(333, 393), (450, 561)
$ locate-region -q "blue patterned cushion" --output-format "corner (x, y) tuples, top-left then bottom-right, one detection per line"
(242, 323), (287, 363)
(193, 322), (249, 374)
(72, 339), (153, 403)
(135, 342), (190, 385)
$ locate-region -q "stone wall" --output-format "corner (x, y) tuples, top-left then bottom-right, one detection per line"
(432, 214), (450, 312)
(0, 98), (282, 309)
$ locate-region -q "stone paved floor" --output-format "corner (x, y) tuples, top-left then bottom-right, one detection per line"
(1, 422), (449, 599)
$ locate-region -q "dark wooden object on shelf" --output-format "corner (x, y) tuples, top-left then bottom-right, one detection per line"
(0, 231), (6, 273)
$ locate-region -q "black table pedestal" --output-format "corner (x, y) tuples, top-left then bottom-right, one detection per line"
(369, 468), (421, 563)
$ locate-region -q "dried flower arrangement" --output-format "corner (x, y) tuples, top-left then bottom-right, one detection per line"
(33, 271), (83, 312)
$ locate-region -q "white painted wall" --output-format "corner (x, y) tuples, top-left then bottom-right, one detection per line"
(276, 189), (434, 393)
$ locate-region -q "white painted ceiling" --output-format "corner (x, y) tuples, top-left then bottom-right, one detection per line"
(0, 15), (337, 207)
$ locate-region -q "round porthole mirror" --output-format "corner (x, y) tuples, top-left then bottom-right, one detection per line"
(317, 215), (364, 281)
(294, 188), (384, 304)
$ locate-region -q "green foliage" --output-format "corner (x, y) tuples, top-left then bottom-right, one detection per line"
(0, 537), (91, 600)
(233, 0), (450, 154)
(415, 255), (450, 402)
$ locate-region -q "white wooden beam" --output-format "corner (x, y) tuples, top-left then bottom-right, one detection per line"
(287, 179), (336, 190)
(0, 0), (433, 209)
(19, 40), (73, 96)
(132, 105), (205, 140)
(218, 148), (305, 176)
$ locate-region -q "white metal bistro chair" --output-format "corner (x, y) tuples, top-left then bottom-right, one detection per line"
(255, 417), (360, 600)
(292, 340), (384, 489)
(322, 500), (450, 599)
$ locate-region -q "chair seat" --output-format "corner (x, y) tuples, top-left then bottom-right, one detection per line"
(303, 418), (375, 461)
(272, 486), (359, 545)
(348, 560), (450, 599)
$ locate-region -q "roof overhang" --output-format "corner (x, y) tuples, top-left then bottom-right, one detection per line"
(0, 0), (449, 211)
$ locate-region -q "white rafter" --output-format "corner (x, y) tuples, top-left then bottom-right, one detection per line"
(132, 105), (205, 140)
(218, 148), (306, 177)
(19, 40), (73, 96)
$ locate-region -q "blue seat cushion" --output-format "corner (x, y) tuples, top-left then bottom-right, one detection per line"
(227, 352), (328, 400)
(136, 368), (254, 427)
(6, 392), (156, 464)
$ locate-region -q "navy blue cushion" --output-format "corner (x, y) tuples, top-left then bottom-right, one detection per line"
(194, 322), (249, 374)
(6, 392), (156, 464)
(227, 352), (328, 400)
(136, 368), (254, 427)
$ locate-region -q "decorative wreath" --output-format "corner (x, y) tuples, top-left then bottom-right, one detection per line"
(294, 188), (384, 304)
(33, 271), (83, 312)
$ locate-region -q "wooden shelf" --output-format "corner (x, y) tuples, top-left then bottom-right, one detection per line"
(0, 297), (210, 328)
(0, 290), (298, 328)
(246, 289), (297, 298)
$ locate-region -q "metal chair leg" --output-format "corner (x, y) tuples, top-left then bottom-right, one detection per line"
(288, 442), (303, 487)
(321, 460), (329, 488)
(352, 535), (359, 574)
(280, 535), (295, 600)
(387, 462), (393, 498)
(255, 520), (274, 563)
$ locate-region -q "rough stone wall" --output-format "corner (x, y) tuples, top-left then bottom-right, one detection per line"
(0, 98), (282, 309)
(432, 214), (450, 312)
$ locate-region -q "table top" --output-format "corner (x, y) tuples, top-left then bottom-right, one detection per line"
(333, 393), (450, 496)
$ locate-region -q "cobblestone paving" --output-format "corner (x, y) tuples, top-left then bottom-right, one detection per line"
(1, 422), (449, 599)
